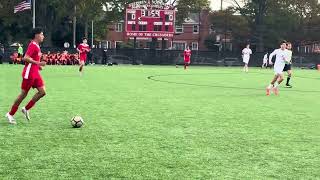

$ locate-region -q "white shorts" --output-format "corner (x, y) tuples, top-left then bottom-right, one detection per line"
(274, 64), (285, 75)
(243, 58), (249, 64)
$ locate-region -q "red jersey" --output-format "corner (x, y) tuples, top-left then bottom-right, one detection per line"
(77, 43), (90, 61)
(22, 41), (42, 79)
(184, 49), (191, 62)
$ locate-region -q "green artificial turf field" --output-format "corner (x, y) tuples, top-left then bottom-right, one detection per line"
(0, 64), (319, 179)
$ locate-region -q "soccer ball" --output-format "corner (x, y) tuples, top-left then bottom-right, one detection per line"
(71, 116), (84, 128)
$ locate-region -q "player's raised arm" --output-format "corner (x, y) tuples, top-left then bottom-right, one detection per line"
(268, 50), (276, 64)
(76, 46), (81, 53)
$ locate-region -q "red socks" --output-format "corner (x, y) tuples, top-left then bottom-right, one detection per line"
(9, 105), (19, 116)
(25, 100), (36, 110)
(9, 100), (36, 116)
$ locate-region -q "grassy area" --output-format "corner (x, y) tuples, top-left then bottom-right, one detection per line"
(0, 64), (319, 179)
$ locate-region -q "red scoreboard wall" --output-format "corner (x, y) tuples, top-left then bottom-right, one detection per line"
(125, 7), (175, 38)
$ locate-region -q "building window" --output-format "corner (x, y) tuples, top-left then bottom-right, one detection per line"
(175, 25), (183, 33)
(209, 25), (215, 34)
(154, 25), (162, 31)
(101, 41), (111, 49)
(192, 42), (198, 50)
(139, 41), (144, 48)
(193, 25), (199, 34)
(139, 25), (147, 31)
(172, 42), (186, 50)
(106, 41), (111, 49)
(146, 42), (160, 49)
(216, 35), (221, 42)
(115, 41), (123, 49)
(116, 23), (123, 32)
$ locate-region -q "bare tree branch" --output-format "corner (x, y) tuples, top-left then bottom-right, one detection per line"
(228, 0), (242, 9)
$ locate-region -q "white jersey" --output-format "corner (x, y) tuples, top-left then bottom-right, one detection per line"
(269, 48), (290, 74)
(263, 53), (268, 63)
(242, 48), (252, 63)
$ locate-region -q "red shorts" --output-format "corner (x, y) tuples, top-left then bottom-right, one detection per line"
(80, 54), (87, 62)
(21, 77), (44, 92)
(184, 60), (190, 64)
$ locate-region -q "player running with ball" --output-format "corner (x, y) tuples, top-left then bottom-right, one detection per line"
(77, 37), (91, 76)
(5, 28), (46, 124)
(266, 40), (291, 96)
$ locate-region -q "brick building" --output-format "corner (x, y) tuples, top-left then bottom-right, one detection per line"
(104, 10), (231, 51)
(297, 41), (320, 53)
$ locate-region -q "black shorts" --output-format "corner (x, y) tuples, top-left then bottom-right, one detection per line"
(283, 64), (292, 71)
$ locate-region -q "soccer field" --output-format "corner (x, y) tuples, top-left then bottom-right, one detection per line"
(0, 65), (319, 179)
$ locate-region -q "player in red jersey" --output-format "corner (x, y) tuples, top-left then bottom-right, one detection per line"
(184, 46), (192, 70)
(77, 37), (90, 76)
(5, 28), (46, 124)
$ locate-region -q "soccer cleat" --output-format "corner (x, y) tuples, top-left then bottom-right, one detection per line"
(285, 84), (292, 88)
(22, 107), (30, 121)
(5, 113), (16, 125)
(266, 87), (271, 96)
(272, 86), (279, 95)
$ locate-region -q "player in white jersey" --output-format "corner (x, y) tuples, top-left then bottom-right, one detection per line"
(242, 44), (252, 72)
(283, 42), (293, 88)
(266, 41), (291, 95)
(261, 52), (268, 68)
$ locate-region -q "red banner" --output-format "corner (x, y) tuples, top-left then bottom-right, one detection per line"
(126, 32), (174, 38)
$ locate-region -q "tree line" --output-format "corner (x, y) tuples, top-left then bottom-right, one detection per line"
(208, 0), (320, 51)
(1, 0), (319, 51)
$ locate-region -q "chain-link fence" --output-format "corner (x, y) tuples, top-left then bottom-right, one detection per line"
(1, 47), (319, 68)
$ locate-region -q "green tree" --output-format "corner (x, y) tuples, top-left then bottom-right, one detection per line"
(174, 0), (210, 24)
(0, 0), (127, 46)
(229, 0), (320, 51)
(207, 8), (250, 50)
(0, 0), (33, 45)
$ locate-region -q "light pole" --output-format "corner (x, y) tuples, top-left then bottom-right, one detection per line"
(73, 5), (77, 48)
(32, 0), (36, 28)
(91, 20), (94, 48)
(224, 10), (227, 52)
